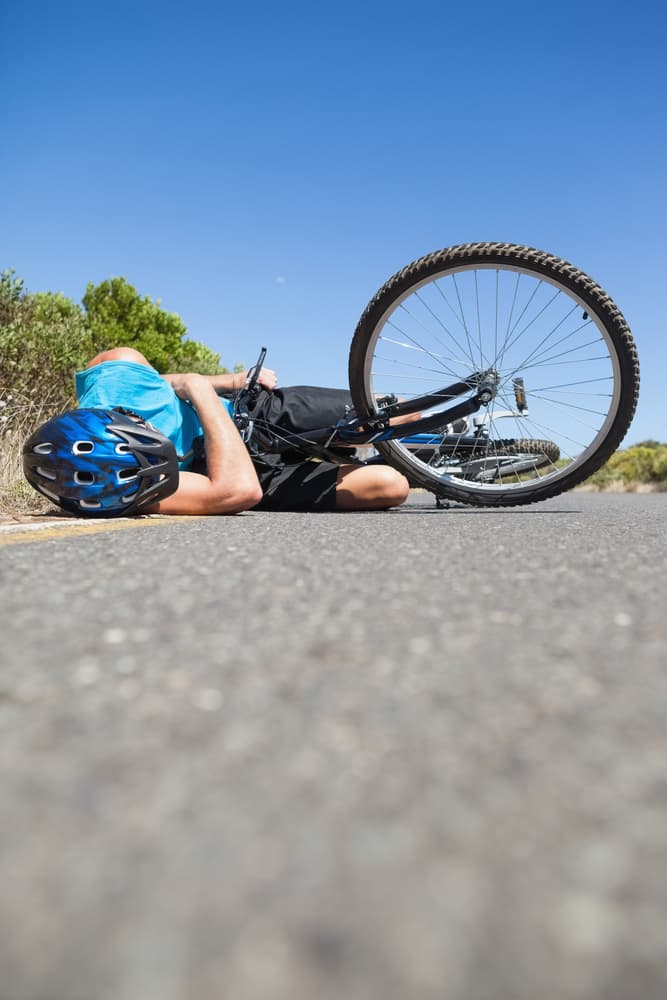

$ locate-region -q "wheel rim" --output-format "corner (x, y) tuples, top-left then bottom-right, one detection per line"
(359, 260), (624, 495)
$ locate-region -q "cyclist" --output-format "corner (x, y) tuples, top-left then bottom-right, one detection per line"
(24, 347), (409, 516)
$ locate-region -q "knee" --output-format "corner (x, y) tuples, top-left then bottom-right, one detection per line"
(373, 466), (410, 506)
(335, 464), (410, 510)
(86, 347), (152, 369)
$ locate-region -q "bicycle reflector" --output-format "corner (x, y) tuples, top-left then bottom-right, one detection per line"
(512, 378), (528, 413)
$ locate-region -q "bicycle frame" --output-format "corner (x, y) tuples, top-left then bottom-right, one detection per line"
(234, 349), (502, 461)
(334, 373), (498, 445)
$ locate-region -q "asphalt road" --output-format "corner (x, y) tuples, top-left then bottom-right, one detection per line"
(1, 492), (666, 1000)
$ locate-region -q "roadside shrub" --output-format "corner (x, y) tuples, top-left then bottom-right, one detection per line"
(83, 277), (224, 374)
(586, 443), (667, 489)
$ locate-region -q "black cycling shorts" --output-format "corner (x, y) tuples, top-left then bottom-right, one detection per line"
(248, 385), (355, 437)
(247, 386), (355, 512)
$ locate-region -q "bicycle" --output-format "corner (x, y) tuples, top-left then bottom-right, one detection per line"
(234, 243), (640, 507)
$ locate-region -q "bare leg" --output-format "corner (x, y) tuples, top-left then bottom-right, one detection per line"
(388, 410), (422, 427)
(335, 464), (409, 510)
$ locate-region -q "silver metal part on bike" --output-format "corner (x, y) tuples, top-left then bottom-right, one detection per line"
(238, 417), (254, 444)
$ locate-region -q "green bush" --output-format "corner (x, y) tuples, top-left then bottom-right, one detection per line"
(0, 273), (93, 429)
(586, 443), (667, 488)
(82, 277), (224, 374)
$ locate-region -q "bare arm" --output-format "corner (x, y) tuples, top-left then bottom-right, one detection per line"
(163, 368), (278, 394)
(145, 373), (263, 515)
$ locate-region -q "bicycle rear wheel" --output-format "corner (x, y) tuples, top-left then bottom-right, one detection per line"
(348, 243), (639, 506)
(402, 435), (560, 482)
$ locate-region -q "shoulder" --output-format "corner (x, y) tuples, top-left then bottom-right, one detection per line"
(75, 359), (172, 407)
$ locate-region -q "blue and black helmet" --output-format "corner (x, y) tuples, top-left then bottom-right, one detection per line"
(22, 408), (179, 516)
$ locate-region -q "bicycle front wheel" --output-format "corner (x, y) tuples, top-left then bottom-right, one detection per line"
(348, 243), (640, 506)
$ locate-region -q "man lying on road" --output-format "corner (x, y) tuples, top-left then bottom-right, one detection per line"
(23, 347), (410, 516)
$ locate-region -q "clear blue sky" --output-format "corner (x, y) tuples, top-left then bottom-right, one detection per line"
(2, 1), (665, 444)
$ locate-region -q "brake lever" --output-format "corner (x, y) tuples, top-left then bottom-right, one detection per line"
(244, 346), (267, 396)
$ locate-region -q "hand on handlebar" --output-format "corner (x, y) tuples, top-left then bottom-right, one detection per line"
(246, 367), (278, 391)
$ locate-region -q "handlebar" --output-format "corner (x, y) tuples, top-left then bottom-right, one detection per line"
(244, 347), (267, 396)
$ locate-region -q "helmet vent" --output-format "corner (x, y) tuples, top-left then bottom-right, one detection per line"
(74, 471), (95, 485)
(117, 469), (139, 482)
(115, 443), (132, 454)
(36, 465), (57, 481)
(33, 442), (54, 455)
(79, 499), (102, 510)
(38, 486), (60, 502)
(73, 440), (94, 454)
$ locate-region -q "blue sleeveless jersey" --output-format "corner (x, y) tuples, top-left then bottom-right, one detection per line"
(75, 360), (233, 470)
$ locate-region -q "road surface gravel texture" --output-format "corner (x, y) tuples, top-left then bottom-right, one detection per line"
(0, 492), (666, 1000)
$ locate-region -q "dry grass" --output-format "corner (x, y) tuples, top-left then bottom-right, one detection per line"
(576, 479), (665, 493)
(0, 392), (60, 516)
